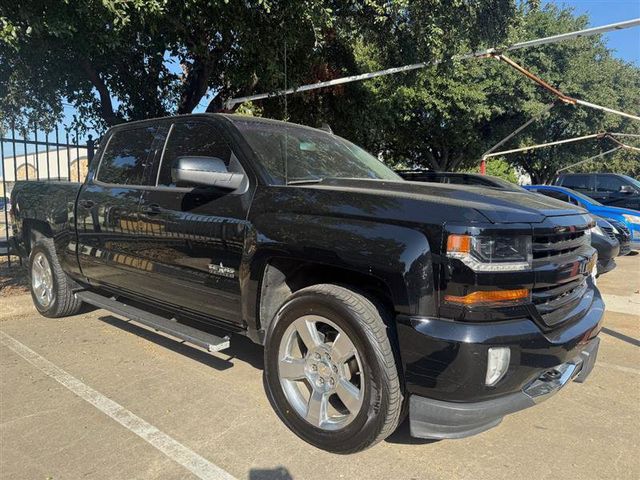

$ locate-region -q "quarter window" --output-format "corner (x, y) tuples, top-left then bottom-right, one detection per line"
(596, 175), (625, 193)
(98, 126), (158, 185)
(158, 122), (234, 187)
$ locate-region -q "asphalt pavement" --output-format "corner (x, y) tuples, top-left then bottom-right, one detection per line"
(1, 255), (639, 480)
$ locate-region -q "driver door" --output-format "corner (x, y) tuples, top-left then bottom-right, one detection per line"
(135, 118), (255, 326)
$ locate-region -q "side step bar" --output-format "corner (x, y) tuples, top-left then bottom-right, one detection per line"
(75, 291), (230, 352)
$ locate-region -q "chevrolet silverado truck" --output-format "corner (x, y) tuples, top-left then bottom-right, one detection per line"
(10, 114), (603, 453)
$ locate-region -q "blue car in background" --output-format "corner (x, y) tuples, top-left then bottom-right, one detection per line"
(524, 185), (640, 251)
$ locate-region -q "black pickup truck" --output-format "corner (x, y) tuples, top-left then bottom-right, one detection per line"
(10, 114), (603, 453)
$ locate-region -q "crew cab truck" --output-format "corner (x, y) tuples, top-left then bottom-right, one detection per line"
(11, 114), (603, 453)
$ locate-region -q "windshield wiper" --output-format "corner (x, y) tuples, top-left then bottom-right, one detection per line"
(287, 178), (324, 185)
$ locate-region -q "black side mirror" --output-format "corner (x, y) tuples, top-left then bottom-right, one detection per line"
(171, 156), (245, 190)
(620, 185), (634, 194)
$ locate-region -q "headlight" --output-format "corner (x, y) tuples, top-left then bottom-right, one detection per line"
(447, 234), (532, 272)
(591, 225), (605, 237)
(622, 214), (640, 225)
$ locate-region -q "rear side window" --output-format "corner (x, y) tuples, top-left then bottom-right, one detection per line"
(157, 121), (233, 187)
(538, 189), (570, 203)
(596, 175), (625, 192)
(560, 174), (592, 191)
(98, 126), (158, 185)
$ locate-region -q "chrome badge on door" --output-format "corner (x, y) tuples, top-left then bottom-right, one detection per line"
(208, 263), (236, 278)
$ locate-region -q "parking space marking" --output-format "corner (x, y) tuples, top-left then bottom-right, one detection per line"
(0, 330), (237, 480)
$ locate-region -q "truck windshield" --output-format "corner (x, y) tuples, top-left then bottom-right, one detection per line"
(231, 119), (401, 184)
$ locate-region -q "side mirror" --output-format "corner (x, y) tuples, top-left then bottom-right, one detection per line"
(171, 156), (245, 190)
(620, 185), (634, 194)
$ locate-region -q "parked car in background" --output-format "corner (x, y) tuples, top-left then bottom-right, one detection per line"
(524, 185), (640, 252)
(554, 173), (640, 211)
(591, 217), (619, 275)
(397, 170), (523, 191)
(606, 219), (632, 256)
(10, 114), (604, 453)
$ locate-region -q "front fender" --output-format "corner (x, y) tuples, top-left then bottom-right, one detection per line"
(243, 212), (437, 329)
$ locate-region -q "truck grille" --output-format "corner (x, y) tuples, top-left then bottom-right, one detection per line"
(532, 278), (588, 326)
(601, 225), (617, 241)
(531, 218), (594, 328)
(532, 230), (588, 260)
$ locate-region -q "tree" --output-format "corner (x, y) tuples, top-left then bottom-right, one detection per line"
(486, 6), (640, 183)
(1, 0), (521, 133)
(263, 3), (639, 178)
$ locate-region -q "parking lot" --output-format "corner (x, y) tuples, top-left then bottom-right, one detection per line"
(1, 255), (638, 480)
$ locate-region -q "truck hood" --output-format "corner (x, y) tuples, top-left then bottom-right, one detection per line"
(301, 178), (586, 224)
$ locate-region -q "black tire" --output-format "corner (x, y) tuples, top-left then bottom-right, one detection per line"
(28, 237), (83, 318)
(264, 284), (404, 453)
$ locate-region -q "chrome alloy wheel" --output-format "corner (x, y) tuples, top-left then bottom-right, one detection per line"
(32, 252), (54, 308)
(277, 315), (365, 431)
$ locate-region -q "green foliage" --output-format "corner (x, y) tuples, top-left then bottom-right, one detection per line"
(462, 158), (519, 183)
(1, 0), (520, 134)
(0, 1), (637, 181)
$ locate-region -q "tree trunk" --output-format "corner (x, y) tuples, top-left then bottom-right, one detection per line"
(80, 59), (121, 126)
(178, 59), (209, 114)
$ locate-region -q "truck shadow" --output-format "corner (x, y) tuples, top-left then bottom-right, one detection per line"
(97, 314), (265, 371)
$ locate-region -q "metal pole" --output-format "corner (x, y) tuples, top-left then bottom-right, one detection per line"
(574, 99), (640, 122)
(1, 139), (9, 266)
(494, 54), (640, 121)
(483, 133), (603, 158)
(481, 101), (557, 158)
(224, 18), (640, 108)
(556, 147), (622, 173)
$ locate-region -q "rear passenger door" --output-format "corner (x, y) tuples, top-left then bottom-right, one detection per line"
(77, 123), (165, 295)
(135, 118), (255, 327)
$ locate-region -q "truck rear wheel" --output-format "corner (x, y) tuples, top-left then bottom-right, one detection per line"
(263, 284), (404, 453)
(29, 238), (83, 318)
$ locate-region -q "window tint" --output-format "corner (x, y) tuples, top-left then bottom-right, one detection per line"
(596, 175), (625, 192)
(98, 126), (158, 185)
(538, 190), (570, 202)
(560, 174), (591, 191)
(158, 121), (234, 187)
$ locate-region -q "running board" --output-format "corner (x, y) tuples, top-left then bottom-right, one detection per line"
(75, 291), (231, 352)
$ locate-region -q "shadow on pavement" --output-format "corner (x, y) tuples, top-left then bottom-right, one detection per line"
(249, 466), (293, 480)
(97, 314), (265, 371)
(601, 327), (640, 347)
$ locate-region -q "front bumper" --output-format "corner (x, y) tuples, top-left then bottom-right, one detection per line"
(398, 288), (604, 439)
(597, 257), (616, 276)
(409, 337), (599, 439)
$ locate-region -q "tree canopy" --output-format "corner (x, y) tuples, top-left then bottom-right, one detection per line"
(1, 1), (638, 179)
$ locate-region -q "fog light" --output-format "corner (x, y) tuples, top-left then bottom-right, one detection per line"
(486, 347), (510, 386)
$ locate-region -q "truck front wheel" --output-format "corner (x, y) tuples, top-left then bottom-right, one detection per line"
(264, 284), (404, 453)
(29, 238), (83, 318)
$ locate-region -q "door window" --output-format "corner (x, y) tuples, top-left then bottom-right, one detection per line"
(596, 175), (625, 193)
(560, 175), (592, 191)
(157, 122), (235, 187)
(97, 126), (158, 185)
(537, 190), (571, 203)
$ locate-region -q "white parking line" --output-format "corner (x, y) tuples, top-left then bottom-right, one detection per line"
(0, 330), (237, 480)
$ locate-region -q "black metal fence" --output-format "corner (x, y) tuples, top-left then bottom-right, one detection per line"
(1, 123), (97, 265)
